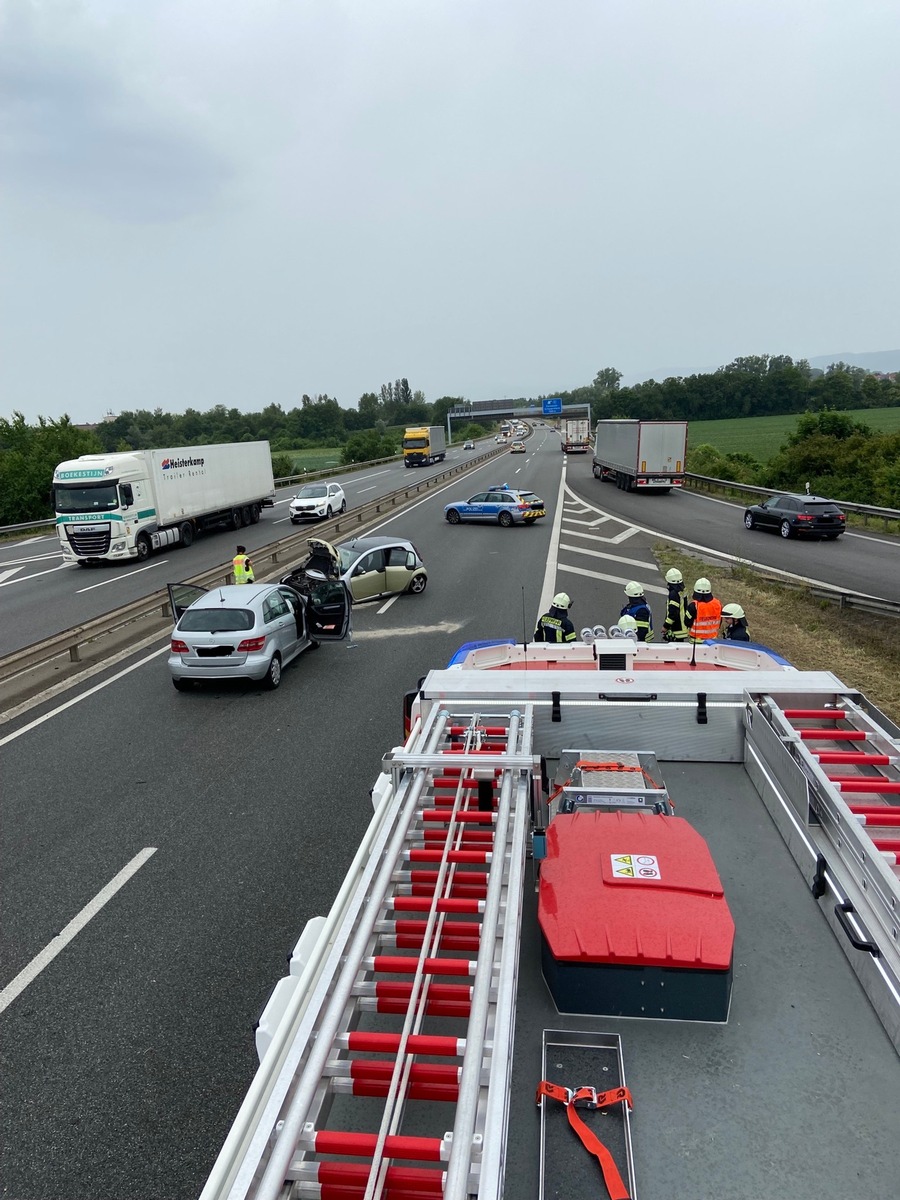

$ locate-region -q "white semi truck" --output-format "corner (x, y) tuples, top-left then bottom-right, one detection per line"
(560, 417), (591, 453)
(592, 418), (687, 491)
(52, 441), (276, 565)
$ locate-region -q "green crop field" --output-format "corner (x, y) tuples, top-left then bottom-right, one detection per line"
(688, 407), (900, 462)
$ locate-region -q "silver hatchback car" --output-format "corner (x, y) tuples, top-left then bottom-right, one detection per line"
(167, 579), (351, 691)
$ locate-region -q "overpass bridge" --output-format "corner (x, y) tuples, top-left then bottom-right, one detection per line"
(447, 399), (590, 424)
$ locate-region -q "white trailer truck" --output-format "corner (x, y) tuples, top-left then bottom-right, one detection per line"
(560, 417), (591, 453)
(592, 419), (687, 491)
(53, 441), (276, 564)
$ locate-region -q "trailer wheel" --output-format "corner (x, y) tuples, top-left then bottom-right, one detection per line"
(249, 504), (261, 524)
(241, 505), (253, 526)
(136, 534), (151, 561)
(230, 508), (243, 530)
(179, 522), (194, 548)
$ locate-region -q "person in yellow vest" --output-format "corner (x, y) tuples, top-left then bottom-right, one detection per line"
(233, 545), (255, 585)
(686, 577), (722, 643)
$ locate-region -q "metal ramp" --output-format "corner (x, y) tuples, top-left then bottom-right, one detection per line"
(205, 703), (535, 1200)
(745, 691), (900, 1053)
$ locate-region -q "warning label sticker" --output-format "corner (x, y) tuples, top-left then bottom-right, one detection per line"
(611, 854), (661, 880)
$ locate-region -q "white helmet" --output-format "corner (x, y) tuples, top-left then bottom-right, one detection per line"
(694, 577), (712, 595)
(552, 592), (571, 610)
(617, 615), (638, 632)
(665, 568), (683, 585)
(722, 603), (745, 619)
(624, 581), (644, 598)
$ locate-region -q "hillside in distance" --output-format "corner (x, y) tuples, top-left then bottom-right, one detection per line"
(807, 350), (900, 372)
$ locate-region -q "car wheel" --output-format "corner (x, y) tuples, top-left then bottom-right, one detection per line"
(326, 505), (333, 518)
(498, 511), (513, 527)
(172, 677), (190, 692)
(263, 653), (282, 690)
(446, 509), (461, 524)
(136, 534), (151, 561)
(180, 521), (194, 547)
(780, 520), (793, 539)
(340, 499), (346, 513)
(744, 512), (755, 530)
(409, 573), (427, 594)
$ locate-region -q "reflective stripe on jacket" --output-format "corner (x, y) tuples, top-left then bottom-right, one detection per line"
(233, 554), (254, 584)
(663, 588), (689, 640)
(534, 614), (576, 643)
(689, 597), (722, 642)
(620, 599), (654, 642)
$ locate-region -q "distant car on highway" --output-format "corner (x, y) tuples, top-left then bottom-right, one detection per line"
(289, 482), (346, 523)
(743, 494), (846, 540)
(443, 484), (546, 527)
(282, 536), (427, 602)
(509, 441), (526, 453)
(167, 579), (351, 691)
(463, 440), (475, 449)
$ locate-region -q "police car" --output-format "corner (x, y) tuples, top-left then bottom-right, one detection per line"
(443, 484), (546, 527)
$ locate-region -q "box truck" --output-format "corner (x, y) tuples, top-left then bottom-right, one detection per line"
(53, 441), (276, 565)
(560, 418), (591, 453)
(592, 419), (687, 491)
(402, 426), (447, 467)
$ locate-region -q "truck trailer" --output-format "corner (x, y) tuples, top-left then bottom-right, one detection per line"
(52, 441), (276, 564)
(592, 418), (687, 491)
(402, 426), (446, 467)
(560, 417), (591, 453)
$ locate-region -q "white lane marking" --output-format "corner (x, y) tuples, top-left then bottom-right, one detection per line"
(0, 644), (170, 746)
(76, 560), (170, 593)
(0, 847), (157, 1016)
(14, 535), (56, 545)
(0, 567), (24, 584)
(565, 515), (613, 528)
(352, 470), (392, 483)
(0, 563), (70, 588)
(538, 469), (568, 618)
(376, 594), (400, 614)
(357, 486), (378, 493)
(0, 552), (61, 565)
(352, 620), (463, 638)
(559, 543), (659, 571)
(558, 564), (668, 596)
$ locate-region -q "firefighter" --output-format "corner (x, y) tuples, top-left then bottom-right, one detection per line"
(620, 582), (653, 642)
(534, 593), (577, 643)
(662, 567), (689, 641)
(721, 603), (750, 642)
(233, 545), (255, 585)
(686, 577), (722, 643)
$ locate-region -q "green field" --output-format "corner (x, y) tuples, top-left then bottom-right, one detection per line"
(689, 407), (900, 462)
(280, 447), (346, 472)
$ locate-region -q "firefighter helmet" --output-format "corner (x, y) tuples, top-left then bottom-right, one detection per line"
(665, 568), (683, 585)
(624, 581), (644, 598)
(552, 592), (571, 610)
(694, 577), (712, 594)
(722, 603), (745, 619)
(617, 615), (638, 631)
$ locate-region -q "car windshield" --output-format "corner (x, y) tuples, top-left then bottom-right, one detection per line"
(296, 485), (327, 498)
(179, 608), (255, 632)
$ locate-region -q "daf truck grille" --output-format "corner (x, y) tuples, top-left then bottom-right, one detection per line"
(66, 527), (112, 555)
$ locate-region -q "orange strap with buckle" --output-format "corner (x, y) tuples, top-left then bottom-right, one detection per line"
(535, 1080), (633, 1200)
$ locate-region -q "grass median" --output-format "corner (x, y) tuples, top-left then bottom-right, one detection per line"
(655, 544), (900, 724)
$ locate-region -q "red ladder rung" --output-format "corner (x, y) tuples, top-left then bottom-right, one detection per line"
(422, 809), (495, 823)
(814, 752), (892, 765)
(373, 981), (472, 1004)
(408, 849), (492, 864)
(872, 838), (900, 853)
(313, 1161), (444, 1197)
(410, 881), (488, 899)
(448, 725), (507, 735)
(853, 813), (900, 827)
(372, 997), (472, 1019)
(422, 829), (494, 846)
(392, 896), (484, 913)
(372, 955), (476, 977)
(343, 1032), (463, 1057)
(312, 1131), (446, 1161)
(848, 804), (900, 816)
(392, 919), (481, 940)
(799, 730), (866, 741)
(783, 709), (849, 720)
(828, 777), (900, 794)
(343, 1079), (459, 1103)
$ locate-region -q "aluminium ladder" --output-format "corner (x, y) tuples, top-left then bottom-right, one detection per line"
(223, 703), (535, 1200)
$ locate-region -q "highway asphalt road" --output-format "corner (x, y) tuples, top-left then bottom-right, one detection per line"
(2, 430), (899, 1199)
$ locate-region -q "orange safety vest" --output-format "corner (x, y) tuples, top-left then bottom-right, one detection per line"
(689, 597), (722, 642)
(233, 554), (254, 584)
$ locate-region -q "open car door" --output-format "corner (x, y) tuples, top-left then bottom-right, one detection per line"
(303, 577), (352, 641)
(167, 582), (208, 623)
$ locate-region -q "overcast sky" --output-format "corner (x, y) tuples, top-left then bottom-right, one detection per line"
(2, 0), (898, 425)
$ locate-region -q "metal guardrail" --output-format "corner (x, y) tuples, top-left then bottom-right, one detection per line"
(0, 447), (504, 688)
(685, 474), (900, 527)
